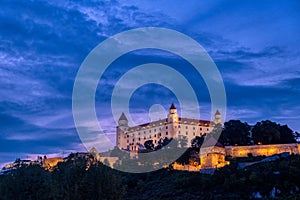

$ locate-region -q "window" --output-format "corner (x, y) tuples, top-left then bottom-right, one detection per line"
(133, 139), (135, 142)
(127, 140), (129, 143)
(178, 125), (181, 128)
(138, 137), (141, 141)
(186, 126), (188, 129)
(154, 129), (156, 132)
(193, 127), (195, 130)
(193, 132), (195, 136)
(166, 132), (168, 135)
(149, 130), (151, 133)
(154, 134), (156, 137)
(207, 128), (209, 131)
(200, 128), (202, 131)
(127, 135), (129, 138)
(186, 132), (188, 135)
(166, 126), (168, 129)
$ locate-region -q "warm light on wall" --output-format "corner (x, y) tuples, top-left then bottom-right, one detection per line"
(269, 148), (275, 153)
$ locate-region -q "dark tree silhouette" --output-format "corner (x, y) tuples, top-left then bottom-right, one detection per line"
(144, 140), (155, 150)
(219, 120), (251, 146)
(252, 120), (296, 144)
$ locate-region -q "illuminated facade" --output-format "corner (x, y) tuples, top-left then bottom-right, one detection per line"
(116, 103), (222, 151)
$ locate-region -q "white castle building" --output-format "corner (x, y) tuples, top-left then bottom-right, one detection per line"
(116, 104), (223, 152)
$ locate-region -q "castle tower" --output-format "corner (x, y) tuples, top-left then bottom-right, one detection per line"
(214, 110), (222, 124)
(168, 103), (178, 123)
(167, 103), (179, 138)
(116, 112), (128, 148)
(118, 112), (128, 127)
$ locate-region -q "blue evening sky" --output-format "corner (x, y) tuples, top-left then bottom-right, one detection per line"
(0, 0), (299, 165)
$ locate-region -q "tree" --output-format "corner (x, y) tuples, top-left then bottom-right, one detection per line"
(0, 164), (54, 200)
(191, 136), (205, 150)
(156, 137), (172, 150)
(252, 120), (296, 144)
(144, 140), (155, 150)
(219, 120), (251, 146)
(279, 125), (296, 144)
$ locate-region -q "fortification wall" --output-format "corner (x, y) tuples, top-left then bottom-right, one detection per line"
(225, 143), (299, 158)
(43, 157), (64, 170)
(99, 157), (119, 168)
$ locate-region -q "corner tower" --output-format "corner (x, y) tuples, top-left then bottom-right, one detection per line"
(116, 112), (128, 149)
(214, 110), (223, 124)
(118, 112), (128, 128)
(168, 103), (178, 123)
(167, 103), (179, 139)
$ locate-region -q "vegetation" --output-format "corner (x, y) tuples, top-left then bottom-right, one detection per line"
(219, 120), (296, 146)
(2, 155), (300, 199)
(0, 158), (125, 200)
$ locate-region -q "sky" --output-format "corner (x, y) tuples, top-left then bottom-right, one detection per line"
(0, 0), (300, 166)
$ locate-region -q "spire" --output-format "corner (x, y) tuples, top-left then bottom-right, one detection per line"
(214, 109), (222, 124)
(119, 112), (128, 121)
(170, 103), (176, 109)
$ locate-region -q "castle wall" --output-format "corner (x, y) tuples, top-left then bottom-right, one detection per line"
(172, 162), (200, 172)
(225, 143), (299, 158)
(118, 119), (214, 151)
(43, 157), (64, 170)
(99, 157), (119, 168)
(116, 105), (220, 151)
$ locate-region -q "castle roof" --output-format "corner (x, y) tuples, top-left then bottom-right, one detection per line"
(119, 112), (128, 121)
(170, 103), (176, 109)
(215, 110), (221, 115)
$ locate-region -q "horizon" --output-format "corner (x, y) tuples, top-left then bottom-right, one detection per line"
(1, 1), (300, 166)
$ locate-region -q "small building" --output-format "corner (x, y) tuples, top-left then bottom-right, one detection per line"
(200, 138), (229, 169)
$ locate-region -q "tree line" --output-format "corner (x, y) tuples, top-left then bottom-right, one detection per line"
(218, 119), (297, 146)
(2, 153), (300, 199)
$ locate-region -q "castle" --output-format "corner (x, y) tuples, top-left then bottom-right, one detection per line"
(115, 104), (300, 171)
(116, 103), (222, 151)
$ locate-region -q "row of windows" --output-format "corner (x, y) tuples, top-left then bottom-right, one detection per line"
(123, 121), (211, 131)
(127, 138), (160, 144)
(178, 126), (210, 131)
(125, 126), (210, 136)
(126, 132), (168, 143)
(124, 127), (209, 138)
(127, 127), (169, 136)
